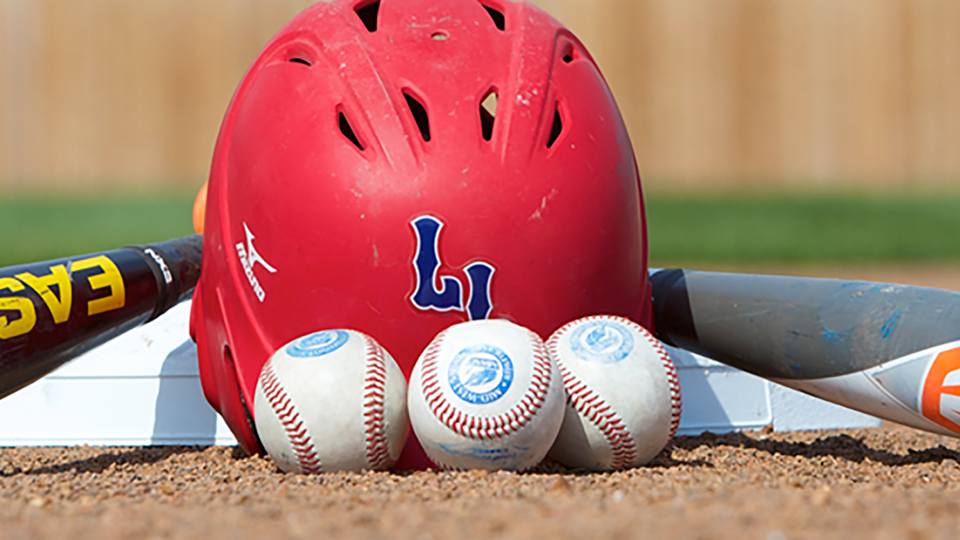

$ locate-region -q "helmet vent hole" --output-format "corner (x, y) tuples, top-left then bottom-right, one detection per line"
(355, 1), (380, 32)
(481, 4), (506, 31)
(404, 93), (431, 142)
(289, 57), (312, 67)
(339, 112), (365, 151)
(480, 91), (498, 141)
(547, 107), (563, 148)
(561, 43), (577, 64)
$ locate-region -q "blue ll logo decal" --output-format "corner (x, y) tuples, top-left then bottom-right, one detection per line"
(410, 216), (495, 320)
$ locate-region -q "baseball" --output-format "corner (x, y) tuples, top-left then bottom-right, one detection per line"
(253, 329), (409, 473)
(546, 315), (682, 471)
(407, 319), (565, 471)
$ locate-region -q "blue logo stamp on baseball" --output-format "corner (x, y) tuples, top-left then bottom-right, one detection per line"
(447, 344), (514, 404)
(570, 320), (634, 363)
(287, 330), (349, 358)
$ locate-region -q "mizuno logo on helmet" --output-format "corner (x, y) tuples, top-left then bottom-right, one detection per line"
(410, 216), (494, 321)
(236, 222), (277, 302)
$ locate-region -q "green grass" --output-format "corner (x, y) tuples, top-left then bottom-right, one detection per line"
(646, 193), (960, 265)
(2, 193), (959, 268)
(0, 194), (196, 267)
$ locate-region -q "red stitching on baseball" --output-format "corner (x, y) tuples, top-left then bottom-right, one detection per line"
(590, 315), (681, 438)
(645, 333), (683, 438)
(259, 361), (322, 474)
(361, 333), (392, 470)
(419, 326), (553, 441)
(547, 321), (638, 470)
(549, 315), (683, 467)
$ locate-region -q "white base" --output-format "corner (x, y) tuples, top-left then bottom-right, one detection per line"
(770, 383), (884, 432)
(0, 303), (237, 446)
(0, 307), (879, 447)
(667, 346), (880, 436)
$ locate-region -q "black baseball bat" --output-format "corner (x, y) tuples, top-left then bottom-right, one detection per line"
(0, 235), (202, 400)
(650, 268), (960, 436)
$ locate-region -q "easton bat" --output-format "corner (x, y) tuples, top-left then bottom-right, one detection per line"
(650, 268), (960, 438)
(0, 235), (202, 400)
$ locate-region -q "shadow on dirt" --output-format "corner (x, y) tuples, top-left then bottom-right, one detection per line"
(7, 446), (248, 476)
(672, 431), (960, 467)
(10, 432), (957, 478)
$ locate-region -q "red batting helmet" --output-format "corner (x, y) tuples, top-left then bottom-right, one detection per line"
(190, 0), (651, 469)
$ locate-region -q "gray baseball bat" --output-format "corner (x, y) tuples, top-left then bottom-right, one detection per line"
(650, 268), (960, 437)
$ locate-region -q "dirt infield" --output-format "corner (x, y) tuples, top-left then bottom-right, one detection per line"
(1, 424), (959, 539)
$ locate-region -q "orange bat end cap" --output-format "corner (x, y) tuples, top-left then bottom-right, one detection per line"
(193, 181), (208, 234)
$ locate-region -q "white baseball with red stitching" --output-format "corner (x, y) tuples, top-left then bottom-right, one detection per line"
(253, 329), (409, 473)
(546, 315), (682, 471)
(407, 319), (565, 471)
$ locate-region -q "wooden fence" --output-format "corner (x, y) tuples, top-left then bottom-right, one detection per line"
(2, 0), (959, 193)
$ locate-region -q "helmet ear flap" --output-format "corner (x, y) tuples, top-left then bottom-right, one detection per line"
(220, 344), (265, 455)
(192, 285), (264, 455)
